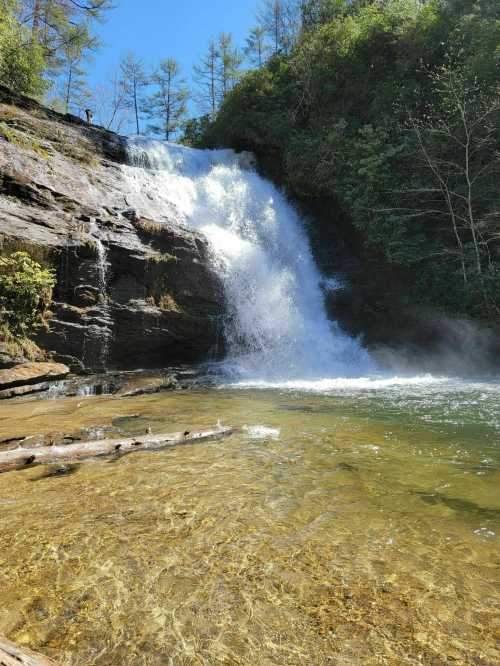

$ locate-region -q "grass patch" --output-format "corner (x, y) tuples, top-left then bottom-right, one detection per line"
(0, 325), (44, 361)
(0, 236), (54, 267)
(148, 252), (178, 264)
(135, 218), (165, 236)
(157, 292), (181, 312)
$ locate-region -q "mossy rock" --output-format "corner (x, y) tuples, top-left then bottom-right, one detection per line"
(77, 239), (99, 260)
(0, 121), (50, 159)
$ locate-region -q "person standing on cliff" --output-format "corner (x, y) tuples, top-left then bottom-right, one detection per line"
(85, 109), (94, 125)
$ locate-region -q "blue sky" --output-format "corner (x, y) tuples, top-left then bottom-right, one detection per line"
(87, 0), (258, 125)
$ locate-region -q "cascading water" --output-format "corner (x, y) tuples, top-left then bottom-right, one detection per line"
(88, 222), (113, 370)
(123, 138), (376, 383)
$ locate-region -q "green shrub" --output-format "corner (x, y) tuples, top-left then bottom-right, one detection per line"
(0, 251), (55, 337)
(0, 2), (46, 97)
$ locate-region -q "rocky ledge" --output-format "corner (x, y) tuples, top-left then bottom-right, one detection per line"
(0, 85), (225, 380)
(0, 361), (70, 399)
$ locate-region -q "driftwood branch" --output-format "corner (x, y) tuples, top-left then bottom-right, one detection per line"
(0, 427), (236, 475)
(0, 636), (60, 666)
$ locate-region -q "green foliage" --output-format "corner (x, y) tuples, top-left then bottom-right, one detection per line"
(0, 0), (112, 108)
(180, 115), (212, 148)
(0, 251), (55, 337)
(204, 0), (500, 320)
(0, 324), (42, 361)
(145, 58), (189, 141)
(0, 1), (46, 96)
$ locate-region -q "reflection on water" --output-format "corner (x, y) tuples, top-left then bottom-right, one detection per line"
(0, 384), (499, 665)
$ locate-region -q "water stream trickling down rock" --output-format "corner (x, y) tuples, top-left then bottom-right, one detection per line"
(87, 221), (113, 370)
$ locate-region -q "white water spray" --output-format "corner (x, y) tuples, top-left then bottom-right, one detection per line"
(123, 138), (375, 382)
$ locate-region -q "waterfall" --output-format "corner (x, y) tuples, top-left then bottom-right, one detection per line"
(123, 138), (376, 382)
(88, 222), (113, 370)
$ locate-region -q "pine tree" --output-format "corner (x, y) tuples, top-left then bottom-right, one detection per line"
(145, 58), (189, 141)
(119, 52), (148, 135)
(0, 0), (46, 95)
(257, 0), (301, 55)
(193, 39), (219, 116)
(217, 32), (243, 101)
(61, 26), (93, 114)
(244, 26), (269, 67)
(29, 0), (112, 64)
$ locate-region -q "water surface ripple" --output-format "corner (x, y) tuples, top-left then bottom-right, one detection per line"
(0, 383), (499, 665)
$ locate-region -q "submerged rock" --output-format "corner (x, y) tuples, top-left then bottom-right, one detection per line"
(0, 85), (225, 374)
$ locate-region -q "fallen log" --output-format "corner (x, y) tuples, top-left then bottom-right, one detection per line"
(0, 636), (60, 666)
(0, 426), (235, 475)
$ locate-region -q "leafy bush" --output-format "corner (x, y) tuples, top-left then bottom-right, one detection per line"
(0, 2), (46, 97)
(0, 251), (55, 337)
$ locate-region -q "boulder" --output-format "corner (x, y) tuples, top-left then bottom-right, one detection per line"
(0, 382), (52, 400)
(0, 362), (69, 392)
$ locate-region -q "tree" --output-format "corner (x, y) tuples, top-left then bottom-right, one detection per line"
(145, 58), (189, 141)
(193, 39), (219, 116)
(60, 23), (96, 113)
(180, 115), (211, 148)
(300, 0), (347, 31)
(0, 0), (46, 95)
(409, 60), (500, 287)
(26, 0), (111, 66)
(257, 0), (301, 55)
(119, 52), (148, 135)
(13, 0), (113, 101)
(91, 70), (129, 132)
(0, 251), (55, 338)
(217, 32), (242, 101)
(244, 26), (270, 68)
(29, 0), (113, 47)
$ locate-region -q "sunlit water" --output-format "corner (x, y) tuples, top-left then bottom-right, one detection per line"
(1, 142), (498, 663)
(123, 139), (374, 381)
(0, 382), (499, 665)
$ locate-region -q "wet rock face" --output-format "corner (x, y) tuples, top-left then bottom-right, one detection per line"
(0, 85), (225, 373)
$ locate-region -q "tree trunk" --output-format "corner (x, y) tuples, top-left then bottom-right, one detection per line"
(31, 0), (43, 43)
(0, 636), (60, 666)
(0, 427), (236, 475)
(166, 73), (171, 141)
(133, 79), (140, 134)
(65, 62), (73, 113)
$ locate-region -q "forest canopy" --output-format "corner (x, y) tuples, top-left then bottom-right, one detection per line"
(0, 0), (498, 321)
(199, 0), (500, 321)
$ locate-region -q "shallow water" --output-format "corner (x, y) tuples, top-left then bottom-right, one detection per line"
(0, 381), (499, 665)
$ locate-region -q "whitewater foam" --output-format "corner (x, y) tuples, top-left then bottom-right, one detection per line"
(230, 375), (450, 392)
(125, 140), (457, 388)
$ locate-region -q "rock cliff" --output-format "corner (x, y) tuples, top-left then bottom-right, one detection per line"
(0, 86), (225, 373)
